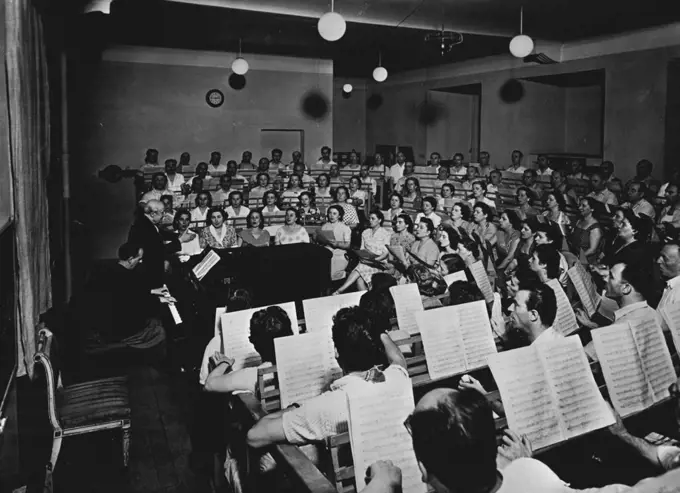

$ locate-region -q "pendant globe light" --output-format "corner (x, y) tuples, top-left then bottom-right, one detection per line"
(509, 7), (534, 58)
(343, 83), (353, 93)
(318, 0), (346, 42)
(372, 52), (388, 82)
(232, 39), (249, 75)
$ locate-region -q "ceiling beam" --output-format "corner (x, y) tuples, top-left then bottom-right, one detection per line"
(165, 0), (514, 37)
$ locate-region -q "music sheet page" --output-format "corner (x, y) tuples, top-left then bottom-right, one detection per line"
(630, 315), (677, 403)
(658, 288), (680, 355)
(469, 261), (494, 304)
(488, 346), (563, 450)
(302, 291), (366, 336)
(415, 308), (466, 380)
(386, 245), (407, 265)
(214, 307), (227, 338)
(547, 279), (579, 335)
(540, 336), (615, 439)
(567, 263), (600, 318)
(490, 293), (507, 339)
(346, 381), (425, 493)
(457, 300), (498, 370)
(275, 332), (339, 408)
(390, 284), (425, 335)
(592, 323), (650, 417)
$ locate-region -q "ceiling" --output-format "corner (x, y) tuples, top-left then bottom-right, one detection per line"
(61, 0), (680, 78)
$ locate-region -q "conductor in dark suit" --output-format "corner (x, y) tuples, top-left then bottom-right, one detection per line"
(128, 199), (180, 289)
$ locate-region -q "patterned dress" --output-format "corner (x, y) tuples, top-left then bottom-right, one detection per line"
(321, 221), (352, 280)
(275, 225), (310, 245)
(199, 225), (238, 249)
(354, 227), (392, 283)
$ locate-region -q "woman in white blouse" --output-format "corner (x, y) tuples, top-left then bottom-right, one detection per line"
(199, 207), (241, 249)
(320, 205), (352, 281)
(190, 192), (212, 228)
(415, 197), (442, 228)
(261, 191), (283, 217)
(174, 209), (202, 256)
(384, 193), (405, 222)
(281, 174), (305, 207)
(274, 208), (310, 245)
(224, 191), (250, 221)
(348, 176), (367, 208)
(314, 173), (332, 199)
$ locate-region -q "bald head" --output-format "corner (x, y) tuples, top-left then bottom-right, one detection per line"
(658, 243), (680, 280)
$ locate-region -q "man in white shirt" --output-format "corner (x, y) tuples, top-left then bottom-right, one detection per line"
(270, 148), (285, 173)
(428, 151), (442, 171)
(186, 162), (211, 188)
(387, 152), (409, 183)
(313, 146), (336, 171)
(621, 181), (656, 220)
(505, 150), (526, 174)
(207, 151), (226, 174)
(657, 242), (680, 333)
(509, 282), (561, 347)
(246, 306), (408, 448)
(393, 162), (416, 193)
(226, 160), (247, 183)
(588, 172), (619, 206)
(239, 150), (257, 170)
(450, 153), (467, 179)
(535, 154), (553, 176)
(139, 173), (169, 204)
(141, 148), (160, 169)
(212, 175), (235, 205)
(164, 158), (185, 199)
(478, 151), (492, 177)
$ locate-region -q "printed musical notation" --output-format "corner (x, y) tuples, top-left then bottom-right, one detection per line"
(303, 291), (366, 337)
(547, 279), (579, 335)
(390, 284), (425, 335)
(469, 261), (494, 304)
(567, 263), (600, 318)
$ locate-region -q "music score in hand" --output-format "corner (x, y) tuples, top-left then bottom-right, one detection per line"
(389, 284), (424, 335)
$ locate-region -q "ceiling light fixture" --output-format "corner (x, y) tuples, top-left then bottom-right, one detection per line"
(84, 0), (112, 14)
(318, 0), (346, 42)
(372, 52), (388, 83)
(343, 84), (353, 93)
(231, 39), (249, 75)
(509, 6), (534, 59)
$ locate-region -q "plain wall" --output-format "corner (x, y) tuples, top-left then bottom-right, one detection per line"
(564, 85), (603, 155)
(664, 59), (680, 181)
(333, 79), (366, 159)
(365, 47), (675, 180)
(426, 91), (475, 161)
(70, 48), (333, 259)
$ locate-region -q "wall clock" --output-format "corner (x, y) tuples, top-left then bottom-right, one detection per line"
(206, 89), (224, 108)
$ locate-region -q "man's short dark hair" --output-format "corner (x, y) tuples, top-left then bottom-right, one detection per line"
(535, 222), (564, 247)
(359, 290), (396, 333)
(332, 306), (386, 373)
(523, 282), (557, 327)
(272, 148), (282, 156)
(619, 263), (653, 301)
(249, 306), (293, 364)
(118, 242), (140, 261)
(447, 281), (483, 306)
(409, 389), (497, 492)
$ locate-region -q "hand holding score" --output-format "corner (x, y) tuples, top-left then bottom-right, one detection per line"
(497, 429), (533, 470)
(365, 460), (402, 492)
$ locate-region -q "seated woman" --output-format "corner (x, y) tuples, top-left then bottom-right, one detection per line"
(281, 173), (305, 206)
(297, 191), (320, 223)
(402, 177), (422, 211)
(569, 197), (604, 265)
(408, 218), (440, 268)
(514, 218), (538, 267)
(348, 175), (367, 208)
(602, 209), (651, 267)
(330, 186), (360, 227)
(496, 210), (522, 274)
(436, 223), (462, 275)
(370, 152), (386, 174)
(529, 244), (562, 283)
(437, 183), (459, 212)
(415, 196), (441, 228)
(534, 222), (569, 285)
(249, 172), (272, 205)
(314, 173), (332, 199)
(449, 202), (472, 236)
(174, 208), (202, 256)
(334, 209), (392, 294)
(239, 210), (271, 247)
(320, 205), (352, 282)
(261, 190), (282, 217)
(406, 263), (447, 309)
(467, 180), (496, 210)
(191, 191), (212, 228)
(274, 208), (310, 245)
(225, 191), (251, 221)
(515, 186), (540, 220)
(384, 192), (405, 222)
(199, 207), (241, 249)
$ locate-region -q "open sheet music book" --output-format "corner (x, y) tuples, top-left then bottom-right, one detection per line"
(658, 287), (680, 354)
(219, 302), (299, 366)
(389, 284), (424, 335)
(303, 291), (366, 337)
(488, 336), (614, 451)
(567, 263), (600, 318)
(469, 261), (494, 303)
(386, 245), (407, 265)
(346, 380), (426, 493)
(315, 229), (336, 245)
(192, 250), (221, 281)
(592, 316), (677, 417)
(275, 331), (341, 408)
(547, 279), (579, 335)
(415, 300), (497, 380)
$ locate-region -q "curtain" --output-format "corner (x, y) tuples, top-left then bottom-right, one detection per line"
(5, 0), (52, 378)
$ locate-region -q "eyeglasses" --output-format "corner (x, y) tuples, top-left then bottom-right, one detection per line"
(403, 414), (413, 436)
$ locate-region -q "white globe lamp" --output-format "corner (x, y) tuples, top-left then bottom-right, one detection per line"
(509, 7), (534, 59)
(318, 11), (346, 42)
(232, 57), (249, 75)
(343, 83), (353, 93)
(373, 66), (388, 83)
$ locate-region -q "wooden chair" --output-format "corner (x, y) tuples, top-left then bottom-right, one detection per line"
(256, 365), (281, 413)
(34, 328), (131, 471)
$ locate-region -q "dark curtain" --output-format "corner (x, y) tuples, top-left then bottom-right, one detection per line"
(5, 0), (52, 378)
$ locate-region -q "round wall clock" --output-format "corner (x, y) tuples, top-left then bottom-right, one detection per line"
(206, 89), (224, 108)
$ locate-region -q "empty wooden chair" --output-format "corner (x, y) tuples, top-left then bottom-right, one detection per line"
(34, 328), (131, 471)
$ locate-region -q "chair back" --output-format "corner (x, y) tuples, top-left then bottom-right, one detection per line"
(325, 432), (355, 493)
(34, 327), (62, 433)
(256, 366), (281, 413)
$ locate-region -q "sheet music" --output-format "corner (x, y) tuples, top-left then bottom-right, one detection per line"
(458, 300), (498, 370)
(168, 304), (182, 325)
(346, 380), (426, 493)
(220, 302), (299, 367)
(192, 250), (221, 280)
(386, 245), (407, 265)
(275, 332), (340, 408)
(659, 288), (680, 354)
(540, 336), (614, 439)
(490, 293), (507, 339)
(567, 263), (600, 317)
(469, 261), (494, 303)
(389, 284), (424, 335)
(488, 346), (562, 450)
(302, 291), (366, 337)
(444, 270), (467, 286)
(630, 315), (677, 403)
(592, 323), (650, 417)
(214, 307), (227, 337)
(547, 279), (579, 335)
(415, 308), (467, 380)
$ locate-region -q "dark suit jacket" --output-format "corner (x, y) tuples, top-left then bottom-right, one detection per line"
(128, 215), (180, 288)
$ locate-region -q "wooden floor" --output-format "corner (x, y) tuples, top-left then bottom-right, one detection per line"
(52, 365), (213, 493)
